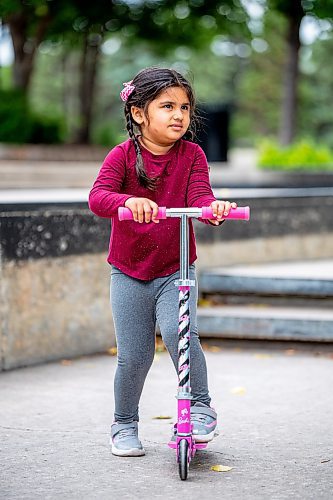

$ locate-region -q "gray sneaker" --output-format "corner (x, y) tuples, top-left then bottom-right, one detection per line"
(111, 422), (145, 457)
(191, 402), (219, 442)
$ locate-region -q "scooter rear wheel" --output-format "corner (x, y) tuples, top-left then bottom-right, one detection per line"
(178, 439), (189, 480)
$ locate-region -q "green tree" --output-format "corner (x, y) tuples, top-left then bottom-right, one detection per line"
(0, 0), (74, 91)
(299, 35), (333, 147)
(0, 0), (111, 142)
(1, 0), (250, 143)
(233, 9), (286, 142)
(267, 0), (333, 145)
(68, 0), (249, 143)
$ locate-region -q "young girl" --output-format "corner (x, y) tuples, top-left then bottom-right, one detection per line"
(89, 67), (237, 457)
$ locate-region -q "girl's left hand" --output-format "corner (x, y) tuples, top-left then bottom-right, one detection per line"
(209, 200), (238, 225)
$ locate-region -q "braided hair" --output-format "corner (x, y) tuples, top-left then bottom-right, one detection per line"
(123, 67), (198, 190)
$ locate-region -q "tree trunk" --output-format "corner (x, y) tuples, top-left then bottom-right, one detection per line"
(6, 11), (51, 92)
(279, 3), (303, 145)
(74, 33), (101, 144)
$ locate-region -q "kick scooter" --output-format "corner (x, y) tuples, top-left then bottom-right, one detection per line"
(118, 205), (250, 480)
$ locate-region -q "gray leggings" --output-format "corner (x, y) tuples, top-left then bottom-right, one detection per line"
(110, 265), (211, 424)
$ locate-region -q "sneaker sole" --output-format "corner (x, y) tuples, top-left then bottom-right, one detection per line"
(193, 428), (219, 443)
(111, 441), (145, 457)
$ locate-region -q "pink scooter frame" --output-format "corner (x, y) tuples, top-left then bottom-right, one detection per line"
(118, 205), (250, 480)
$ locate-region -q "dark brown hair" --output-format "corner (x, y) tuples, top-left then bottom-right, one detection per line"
(123, 67), (198, 190)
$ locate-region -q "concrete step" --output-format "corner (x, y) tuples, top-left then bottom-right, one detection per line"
(197, 305), (333, 342)
(200, 261), (333, 299)
(199, 295), (333, 309)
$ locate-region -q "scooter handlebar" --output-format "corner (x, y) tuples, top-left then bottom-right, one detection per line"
(118, 206), (250, 221)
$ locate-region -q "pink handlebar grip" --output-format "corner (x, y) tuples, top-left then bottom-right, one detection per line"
(201, 206), (250, 220)
(118, 206), (167, 221)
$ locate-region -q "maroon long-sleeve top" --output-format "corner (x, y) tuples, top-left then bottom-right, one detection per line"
(89, 138), (216, 280)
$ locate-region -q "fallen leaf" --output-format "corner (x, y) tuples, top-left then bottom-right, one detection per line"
(198, 298), (215, 308)
(321, 459), (331, 463)
(60, 359), (72, 366)
(155, 338), (167, 352)
(207, 345), (222, 353)
(230, 386), (246, 395)
(254, 353), (272, 359)
(152, 416), (173, 420)
(211, 465), (233, 472)
(107, 347), (117, 356)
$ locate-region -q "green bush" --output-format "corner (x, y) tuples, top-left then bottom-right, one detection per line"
(0, 90), (34, 143)
(0, 89), (63, 144)
(30, 114), (63, 144)
(93, 122), (127, 148)
(258, 139), (333, 171)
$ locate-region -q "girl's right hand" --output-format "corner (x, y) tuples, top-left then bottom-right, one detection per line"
(124, 197), (159, 223)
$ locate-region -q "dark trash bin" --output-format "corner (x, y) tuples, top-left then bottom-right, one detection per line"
(196, 104), (230, 162)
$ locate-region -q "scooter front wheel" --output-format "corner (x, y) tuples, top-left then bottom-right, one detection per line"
(178, 439), (189, 480)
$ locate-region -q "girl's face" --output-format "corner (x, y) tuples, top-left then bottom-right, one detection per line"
(131, 86), (191, 150)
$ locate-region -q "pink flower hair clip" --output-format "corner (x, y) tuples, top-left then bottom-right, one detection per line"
(120, 81), (135, 102)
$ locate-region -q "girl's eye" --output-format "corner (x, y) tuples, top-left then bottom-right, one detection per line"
(162, 104), (190, 110)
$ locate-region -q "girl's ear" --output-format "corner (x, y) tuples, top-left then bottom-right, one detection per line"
(131, 106), (144, 125)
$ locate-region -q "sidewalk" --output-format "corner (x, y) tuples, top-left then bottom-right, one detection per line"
(1, 342), (332, 499)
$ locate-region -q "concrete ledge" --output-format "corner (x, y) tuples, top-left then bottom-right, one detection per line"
(196, 233), (333, 269)
(0, 208), (109, 261)
(210, 164), (333, 188)
(0, 144), (108, 161)
(194, 190), (333, 243)
(1, 190), (333, 369)
(198, 306), (333, 342)
(0, 254), (114, 371)
(200, 274), (333, 298)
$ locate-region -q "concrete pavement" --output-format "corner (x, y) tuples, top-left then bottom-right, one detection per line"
(1, 341), (333, 499)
